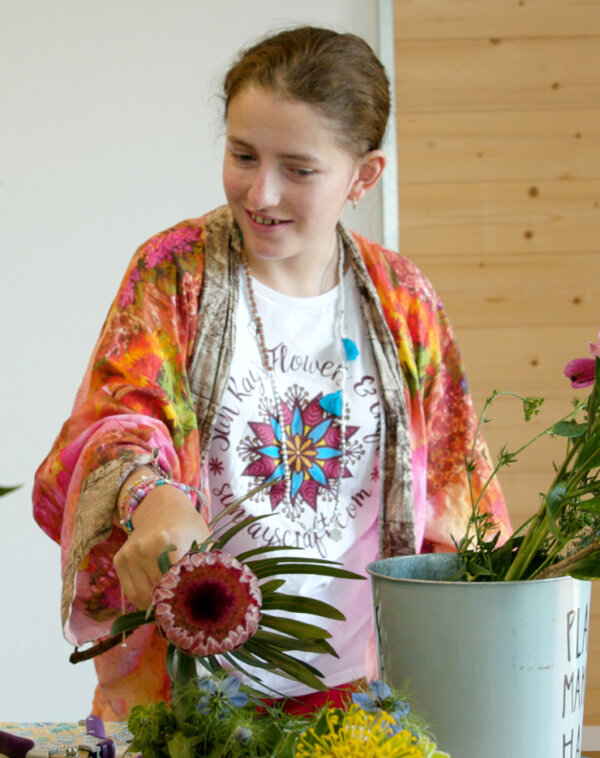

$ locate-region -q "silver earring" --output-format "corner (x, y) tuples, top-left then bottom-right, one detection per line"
(352, 197), (358, 210)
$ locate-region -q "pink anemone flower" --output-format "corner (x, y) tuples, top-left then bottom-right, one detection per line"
(564, 359), (596, 388)
(152, 550), (262, 657)
(564, 332), (600, 389)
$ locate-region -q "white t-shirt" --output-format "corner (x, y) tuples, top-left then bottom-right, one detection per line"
(208, 269), (381, 695)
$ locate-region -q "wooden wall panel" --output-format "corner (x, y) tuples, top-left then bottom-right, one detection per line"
(417, 253), (598, 327)
(395, 38), (600, 113)
(393, 0), (600, 725)
(393, 0), (600, 39)
(398, 180), (600, 254)
(396, 111), (600, 182)
(456, 325), (592, 395)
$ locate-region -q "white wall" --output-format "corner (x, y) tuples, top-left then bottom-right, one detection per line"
(0, 0), (382, 721)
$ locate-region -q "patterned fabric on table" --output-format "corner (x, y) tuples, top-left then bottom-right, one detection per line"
(0, 722), (133, 757)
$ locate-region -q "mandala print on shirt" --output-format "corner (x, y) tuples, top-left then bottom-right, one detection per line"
(239, 386), (362, 512)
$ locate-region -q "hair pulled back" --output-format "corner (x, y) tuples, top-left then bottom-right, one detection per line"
(223, 26), (390, 157)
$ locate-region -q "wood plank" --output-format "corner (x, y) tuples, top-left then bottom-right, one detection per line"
(587, 693), (600, 725)
(394, 0), (600, 40)
(397, 179), (600, 254)
(394, 37), (600, 113)
(395, 110), (600, 183)
(453, 324), (595, 396)
(409, 252), (598, 329)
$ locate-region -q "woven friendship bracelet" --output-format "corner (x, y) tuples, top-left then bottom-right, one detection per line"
(118, 475), (197, 534)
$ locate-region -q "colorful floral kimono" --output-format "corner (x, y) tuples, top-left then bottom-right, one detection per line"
(33, 206), (510, 719)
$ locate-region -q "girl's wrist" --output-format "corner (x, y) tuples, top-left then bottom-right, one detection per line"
(118, 471), (197, 534)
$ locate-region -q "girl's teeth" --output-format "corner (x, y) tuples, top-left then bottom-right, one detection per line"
(252, 213), (280, 225)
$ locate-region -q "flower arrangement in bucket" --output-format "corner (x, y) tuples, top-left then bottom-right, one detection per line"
(367, 332), (600, 758)
(77, 489), (450, 757)
(457, 332), (600, 583)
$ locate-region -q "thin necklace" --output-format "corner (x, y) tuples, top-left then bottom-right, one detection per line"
(239, 232), (358, 542)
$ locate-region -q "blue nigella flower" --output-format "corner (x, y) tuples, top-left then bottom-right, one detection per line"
(197, 675), (249, 716)
(351, 680), (410, 734)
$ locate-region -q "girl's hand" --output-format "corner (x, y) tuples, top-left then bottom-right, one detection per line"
(114, 474), (210, 609)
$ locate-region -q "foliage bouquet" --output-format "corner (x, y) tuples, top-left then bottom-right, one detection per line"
(457, 331), (600, 583)
(126, 677), (448, 757)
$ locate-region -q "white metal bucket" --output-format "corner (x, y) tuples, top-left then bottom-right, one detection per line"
(367, 553), (592, 758)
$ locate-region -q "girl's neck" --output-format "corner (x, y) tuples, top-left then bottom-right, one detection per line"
(244, 238), (341, 298)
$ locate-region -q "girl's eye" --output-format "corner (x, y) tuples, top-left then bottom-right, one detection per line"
(232, 151), (255, 164)
(291, 167), (315, 178)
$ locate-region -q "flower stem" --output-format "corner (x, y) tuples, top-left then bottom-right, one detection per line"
(172, 650), (199, 727)
(175, 650), (198, 689)
(536, 540), (600, 579)
(504, 512), (549, 581)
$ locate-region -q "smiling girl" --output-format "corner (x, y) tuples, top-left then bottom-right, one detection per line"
(34, 26), (510, 719)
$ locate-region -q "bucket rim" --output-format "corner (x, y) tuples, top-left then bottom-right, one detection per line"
(366, 554), (588, 587)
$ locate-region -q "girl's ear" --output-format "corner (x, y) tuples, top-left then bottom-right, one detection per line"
(348, 150), (386, 204)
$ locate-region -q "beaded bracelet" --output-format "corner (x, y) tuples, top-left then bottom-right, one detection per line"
(118, 474), (197, 534)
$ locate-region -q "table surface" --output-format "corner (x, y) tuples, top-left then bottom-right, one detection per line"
(0, 722), (132, 757)
(1, 722), (599, 757)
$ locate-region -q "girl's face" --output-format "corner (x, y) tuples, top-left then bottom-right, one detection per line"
(223, 86), (368, 276)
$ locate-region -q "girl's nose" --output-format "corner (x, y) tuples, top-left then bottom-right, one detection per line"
(247, 168), (280, 210)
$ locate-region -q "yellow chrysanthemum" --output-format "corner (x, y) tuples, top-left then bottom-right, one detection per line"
(295, 705), (424, 758)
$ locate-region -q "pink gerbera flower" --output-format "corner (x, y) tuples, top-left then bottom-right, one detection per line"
(152, 550), (262, 657)
(564, 331), (600, 388)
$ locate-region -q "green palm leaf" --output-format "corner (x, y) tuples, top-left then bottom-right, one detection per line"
(252, 629), (337, 657)
(248, 558), (364, 581)
(257, 579), (286, 596)
(261, 592), (346, 620)
(259, 613), (333, 640)
(110, 610), (154, 636)
(235, 544), (302, 562)
(238, 638), (328, 692)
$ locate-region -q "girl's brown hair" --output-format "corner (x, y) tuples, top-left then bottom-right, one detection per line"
(223, 26), (390, 157)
